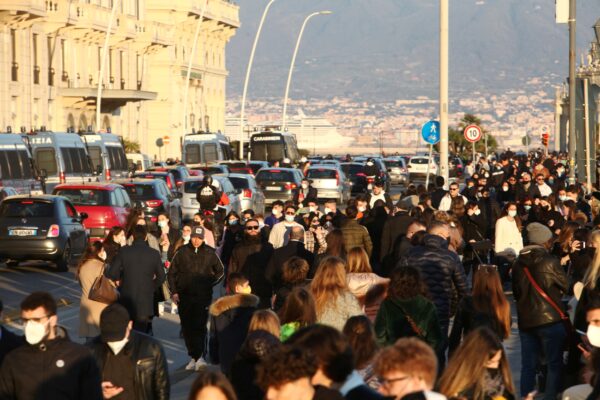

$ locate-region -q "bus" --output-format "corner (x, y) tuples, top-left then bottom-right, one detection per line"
(249, 131), (300, 164)
(182, 132), (234, 166)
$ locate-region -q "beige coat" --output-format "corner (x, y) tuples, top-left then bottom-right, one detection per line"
(78, 258), (109, 338)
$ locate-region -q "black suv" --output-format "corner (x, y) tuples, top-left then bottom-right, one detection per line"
(0, 195), (88, 271)
(115, 179), (183, 229)
(133, 171), (178, 193)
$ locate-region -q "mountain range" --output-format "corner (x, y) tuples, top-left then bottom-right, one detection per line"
(225, 0), (600, 101)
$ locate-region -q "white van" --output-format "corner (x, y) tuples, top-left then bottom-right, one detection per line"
(0, 133), (43, 194)
(127, 153), (152, 172)
(80, 133), (129, 181)
(21, 132), (94, 193)
(182, 132), (234, 167)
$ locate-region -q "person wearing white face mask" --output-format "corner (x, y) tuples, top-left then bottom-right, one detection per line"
(292, 178), (318, 209)
(0, 292), (103, 399)
(89, 303), (169, 400)
(77, 241), (112, 341)
(156, 213), (181, 264)
(268, 205), (304, 249)
(494, 202), (523, 260)
(104, 226), (127, 265)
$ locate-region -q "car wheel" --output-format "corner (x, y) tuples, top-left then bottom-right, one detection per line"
(56, 241), (71, 272)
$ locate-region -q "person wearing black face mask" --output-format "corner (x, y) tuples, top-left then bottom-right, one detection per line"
(460, 202), (488, 275)
(304, 212), (327, 256)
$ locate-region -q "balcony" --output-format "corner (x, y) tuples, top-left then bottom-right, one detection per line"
(58, 87), (158, 113)
(146, 0), (239, 28)
(0, 0), (46, 18)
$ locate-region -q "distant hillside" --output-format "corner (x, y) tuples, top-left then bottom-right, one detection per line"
(226, 0), (599, 101)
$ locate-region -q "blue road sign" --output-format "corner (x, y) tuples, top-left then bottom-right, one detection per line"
(421, 120), (440, 145)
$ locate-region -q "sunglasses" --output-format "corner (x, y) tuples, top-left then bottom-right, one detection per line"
(285, 211), (296, 215)
(246, 226), (260, 231)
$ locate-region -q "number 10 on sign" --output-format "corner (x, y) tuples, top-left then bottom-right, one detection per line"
(464, 125), (482, 162)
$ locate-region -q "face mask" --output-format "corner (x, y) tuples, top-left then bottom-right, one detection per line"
(502, 186), (509, 192)
(309, 206), (317, 213)
(367, 162), (374, 166)
(158, 220), (167, 228)
(587, 324), (600, 348)
(508, 210), (517, 217)
(98, 251), (107, 261)
(301, 183), (308, 189)
(107, 337), (129, 355)
(324, 207), (331, 215)
(548, 178), (554, 185)
(24, 320), (49, 345)
(358, 206), (367, 213)
(238, 285), (252, 295)
(559, 195), (568, 202)
(258, 222), (265, 229)
(229, 219), (238, 226)
(524, 205), (532, 211)
(474, 209), (481, 216)
(182, 235), (190, 244)
(272, 209), (281, 216)
(285, 215), (295, 223)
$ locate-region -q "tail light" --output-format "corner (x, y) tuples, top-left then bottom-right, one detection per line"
(336, 172), (340, 186)
(367, 177), (375, 183)
(105, 168), (111, 181)
(356, 172), (366, 177)
(146, 199), (163, 208)
(59, 171), (66, 184)
(166, 177), (173, 190)
(284, 183), (297, 190)
(47, 224), (60, 238)
(243, 189), (252, 198)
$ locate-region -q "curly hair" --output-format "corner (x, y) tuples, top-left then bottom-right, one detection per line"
(256, 346), (318, 390)
(282, 257), (309, 285)
(387, 266), (429, 300)
(374, 338), (438, 387)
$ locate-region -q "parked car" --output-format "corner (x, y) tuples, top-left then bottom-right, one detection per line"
(340, 162), (369, 195)
(227, 173), (266, 214)
(407, 156), (438, 179)
(147, 165), (191, 190)
(254, 168), (304, 206)
(248, 161), (270, 175)
(0, 195), (88, 271)
(115, 179), (182, 229)
(384, 157), (409, 185)
(181, 175), (242, 221)
(133, 170), (178, 193)
(53, 183), (131, 241)
(305, 166), (351, 204)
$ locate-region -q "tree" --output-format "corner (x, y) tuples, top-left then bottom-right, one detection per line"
(436, 113), (497, 159)
(123, 138), (140, 153)
(298, 148), (311, 157)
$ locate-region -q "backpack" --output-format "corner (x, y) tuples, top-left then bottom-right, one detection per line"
(198, 185), (218, 210)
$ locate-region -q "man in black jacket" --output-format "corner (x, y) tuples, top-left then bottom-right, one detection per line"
(513, 223), (568, 400)
(0, 292), (102, 399)
(169, 225), (224, 371)
(0, 299), (23, 366)
(379, 210), (413, 267)
(89, 303), (169, 400)
(266, 226), (315, 291)
(106, 225), (165, 333)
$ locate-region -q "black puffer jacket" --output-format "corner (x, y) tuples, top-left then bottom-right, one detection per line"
(168, 243), (224, 303)
(399, 234), (469, 327)
(512, 245), (568, 330)
(0, 329), (102, 400)
(88, 331), (169, 400)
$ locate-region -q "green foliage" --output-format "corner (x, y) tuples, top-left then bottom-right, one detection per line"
(123, 139), (140, 154)
(298, 148), (311, 157)
(437, 114), (497, 157)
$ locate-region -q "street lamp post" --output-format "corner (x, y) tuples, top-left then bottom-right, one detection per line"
(439, 0), (449, 187)
(281, 10), (332, 131)
(568, 0), (576, 184)
(96, 0), (120, 132)
(239, 0), (277, 160)
(182, 0), (209, 136)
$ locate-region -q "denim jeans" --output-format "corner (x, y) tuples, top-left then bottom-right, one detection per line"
(519, 322), (567, 400)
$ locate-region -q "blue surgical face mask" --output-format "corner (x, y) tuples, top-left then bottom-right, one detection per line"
(229, 219), (238, 226)
(524, 205), (531, 211)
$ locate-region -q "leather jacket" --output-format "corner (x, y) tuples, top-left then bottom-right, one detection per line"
(512, 245), (568, 330)
(89, 331), (170, 400)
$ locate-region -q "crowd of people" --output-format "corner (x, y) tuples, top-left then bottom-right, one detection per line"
(2, 150), (600, 400)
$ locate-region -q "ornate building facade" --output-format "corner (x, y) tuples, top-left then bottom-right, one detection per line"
(0, 0), (239, 158)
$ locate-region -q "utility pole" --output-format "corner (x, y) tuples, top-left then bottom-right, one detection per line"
(568, 0), (576, 184)
(96, 0), (119, 132)
(439, 0), (449, 187)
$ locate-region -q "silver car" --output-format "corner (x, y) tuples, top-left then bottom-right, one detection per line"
(305, 166), (351, 204)
(227, 173), (266, 214)
(384, 157), (409, 185)
(181, 175), (242, 221)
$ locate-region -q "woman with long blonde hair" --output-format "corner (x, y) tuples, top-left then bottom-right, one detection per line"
(439, 327), (515, 400)
(574, 230), (600, 331)
(448, 265), (511, 354)
(310, 256), (363, 331)
(345, 247), (389, 303)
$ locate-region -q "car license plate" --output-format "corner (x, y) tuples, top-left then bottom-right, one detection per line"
(266, 186), (280, 191)
(9, 229), (36, 236)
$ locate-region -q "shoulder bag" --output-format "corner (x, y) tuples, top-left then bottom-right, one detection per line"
(88, 263), (119, 304)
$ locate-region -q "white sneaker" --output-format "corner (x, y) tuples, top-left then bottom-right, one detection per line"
(194, 357), (208, 371)
(185, 358), (196, 371)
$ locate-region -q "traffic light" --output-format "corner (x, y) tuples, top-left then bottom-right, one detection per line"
(541, 133), (549, 147)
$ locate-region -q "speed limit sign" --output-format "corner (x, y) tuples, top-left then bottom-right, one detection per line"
(464, 125), (482, 143)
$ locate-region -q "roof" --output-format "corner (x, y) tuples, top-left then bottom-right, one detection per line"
(4, 194), (61, 202)
(53, 183), (123, 191)
(228, 173), (254, 179)
(113, 178), (159, 185)
(256, 167), (298, 172)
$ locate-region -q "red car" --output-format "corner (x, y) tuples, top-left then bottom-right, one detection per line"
(52, 183), (132, 241)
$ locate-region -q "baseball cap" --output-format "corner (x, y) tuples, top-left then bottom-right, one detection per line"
(191, 225), (205, 239)
(100, 303), (130, 342)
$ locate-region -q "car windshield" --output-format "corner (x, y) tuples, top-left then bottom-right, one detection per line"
(228, 177), (250, 189)
(411, 158), (429, 164)
(0, 200), (54, 218)
(307, 169), (337, 179)
(54, 189), (111, 206)
(122, 184), (157, 200)
(255, 170), (294, 182)
(385, 160), (402, 167)
(135, 173), (167, 183)
(341, 164), (365, 176)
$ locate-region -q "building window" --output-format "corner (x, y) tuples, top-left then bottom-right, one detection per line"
(10, 30), (17, 82)
(33, 33), (40, 84)
(61, 39), (68, 82)
(119, 51), (124, 89)
(47, 36), (55, 86)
